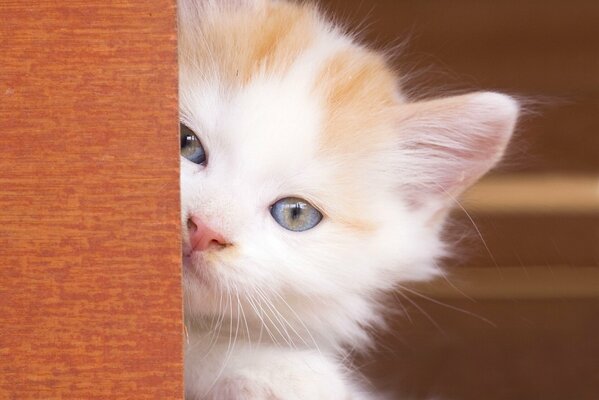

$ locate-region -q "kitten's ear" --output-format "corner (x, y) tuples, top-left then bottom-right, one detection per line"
(396, 92), (518, 209)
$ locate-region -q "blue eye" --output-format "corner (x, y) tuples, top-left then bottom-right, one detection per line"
(180, 123), (206, 164)
(270, 197), (323, 232)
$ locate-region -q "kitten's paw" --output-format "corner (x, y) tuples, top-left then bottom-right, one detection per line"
(203, 353), (356, 399)
(207, 372), (352, 400)
(211, 355), (355, 400)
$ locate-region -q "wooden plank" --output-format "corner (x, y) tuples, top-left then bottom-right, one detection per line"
(506, 97), (599, 173)
(323, 0), (599, 93)
(407, 267), (599, 299)
(446, 213), (599, 268)
(0, 1), (182, 399)
(463, 175), (599, 213)
(363, 298), (599, 400)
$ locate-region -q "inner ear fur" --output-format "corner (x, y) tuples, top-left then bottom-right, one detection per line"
(395, 91), (519, 208)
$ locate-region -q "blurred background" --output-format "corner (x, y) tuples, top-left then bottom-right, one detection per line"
(320, 1), (598, 399)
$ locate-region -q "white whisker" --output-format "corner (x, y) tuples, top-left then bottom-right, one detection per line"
(395, 289), (446, 336)
(246, 291), (278, 346)
(254, 287), (296, 349)
(234, 283), (252, 350)
(268, 287), (322, 355)
(397, 284), (496, 327)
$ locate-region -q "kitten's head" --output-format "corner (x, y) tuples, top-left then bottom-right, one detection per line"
(178, 0), (518, 345)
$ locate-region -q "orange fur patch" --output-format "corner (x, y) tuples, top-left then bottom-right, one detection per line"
(181, 2), (319, 85)
(316, 47), (399, 154)
(313, 47), (401, 233)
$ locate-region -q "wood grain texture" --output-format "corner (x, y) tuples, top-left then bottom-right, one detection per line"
(0, 1), (182, 398)
(448, 213), (599, 268)
(408, 267), (599, 299)
(363, 297), (599, 400)
(463, 175), (599, 213)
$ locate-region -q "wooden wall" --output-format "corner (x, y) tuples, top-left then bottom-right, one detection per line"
(0, 1), (182, 398)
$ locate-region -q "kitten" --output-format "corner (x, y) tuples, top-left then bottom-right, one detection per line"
(178, 1), (518, 398)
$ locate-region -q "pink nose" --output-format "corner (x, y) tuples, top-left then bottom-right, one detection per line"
(187, 216), (227, 252)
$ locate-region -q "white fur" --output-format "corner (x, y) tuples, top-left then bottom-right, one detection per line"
(179, 1), (518, 399)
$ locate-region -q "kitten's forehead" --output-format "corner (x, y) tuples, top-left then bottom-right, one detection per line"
(179, 0), (401, 162)
(221, 72), (324, 174)
(179, 1), (319, 85)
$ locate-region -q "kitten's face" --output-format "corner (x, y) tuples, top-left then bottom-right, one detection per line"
(179, 54), (433, 318)
(178, 1), (518, 324)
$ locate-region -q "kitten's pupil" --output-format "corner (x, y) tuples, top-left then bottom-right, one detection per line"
(291, 203), (302, 219)
(181, 134), (195, 148)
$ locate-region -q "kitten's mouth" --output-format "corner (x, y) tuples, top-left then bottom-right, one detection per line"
(182, 246), (234, 288)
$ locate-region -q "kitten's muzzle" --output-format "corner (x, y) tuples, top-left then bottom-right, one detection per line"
(187, 216), (229, 253)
